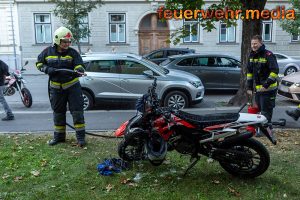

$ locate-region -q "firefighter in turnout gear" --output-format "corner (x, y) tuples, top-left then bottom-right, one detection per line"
(246, 35), (279, 128)
(36, 27), (86, 146)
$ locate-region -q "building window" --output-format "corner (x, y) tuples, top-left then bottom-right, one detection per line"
(183, 19), (199, 43)
(262, 20), (272, 42)
(219, 23), (236, 43)
(291, 34), (300, 42)
(79, 15), (89, 43)
(34, 13), (52, 44)
(109, 13), (126, 43)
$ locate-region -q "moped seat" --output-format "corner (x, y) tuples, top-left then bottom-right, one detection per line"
(174, 111), (239, 128)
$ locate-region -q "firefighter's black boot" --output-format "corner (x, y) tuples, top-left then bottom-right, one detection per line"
(76, 130), (86, 147)
(48, 132), (66, 146)
(285, 108), (300, 121)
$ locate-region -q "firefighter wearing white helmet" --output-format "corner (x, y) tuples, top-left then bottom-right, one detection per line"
(36, 26), (86, 147)
(53, 26), (73, 46)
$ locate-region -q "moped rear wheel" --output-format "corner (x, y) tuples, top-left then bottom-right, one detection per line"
(219, 138), (270, 178)
(21, 88), (32, 108)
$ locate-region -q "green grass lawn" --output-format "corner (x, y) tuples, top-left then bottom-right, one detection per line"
(0, 130), (299, 200)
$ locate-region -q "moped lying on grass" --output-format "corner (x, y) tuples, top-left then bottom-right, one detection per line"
(115, 70), (285, 178)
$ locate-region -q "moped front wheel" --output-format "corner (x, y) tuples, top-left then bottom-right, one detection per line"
(118, 130), (146, 161)
(21, 88), (32, 108)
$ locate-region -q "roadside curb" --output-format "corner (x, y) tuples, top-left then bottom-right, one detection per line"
(3, 105), (297, 114)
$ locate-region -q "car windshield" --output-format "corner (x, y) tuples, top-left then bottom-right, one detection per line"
(160, 58), (175, 66)
(142, 58), (169, 74)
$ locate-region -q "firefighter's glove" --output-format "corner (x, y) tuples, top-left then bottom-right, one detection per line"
(45, 67), (56, 76)
(74, 66), (85, 73)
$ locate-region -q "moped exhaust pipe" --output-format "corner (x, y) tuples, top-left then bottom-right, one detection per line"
(220, 131), (253, 147)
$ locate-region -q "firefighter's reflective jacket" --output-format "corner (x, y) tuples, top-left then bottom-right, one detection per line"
(36, 45), (84, 89)
(247, 44), (279, 92)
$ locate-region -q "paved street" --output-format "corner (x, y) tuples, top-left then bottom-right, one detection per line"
(0, 74), (299, 132)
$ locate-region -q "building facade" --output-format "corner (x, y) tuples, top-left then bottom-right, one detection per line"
(0, 0), (21, 69)
(12, 0), (300, 67)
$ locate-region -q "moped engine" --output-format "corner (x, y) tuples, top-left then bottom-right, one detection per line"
(3, 87), (15, 96)
(169, 134), (195, 154)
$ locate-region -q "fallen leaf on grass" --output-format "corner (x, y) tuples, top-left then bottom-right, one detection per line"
(279, 132), (290, 137)
(295, 142), (299, 145)
(90, 186), (96, 190)
(120, 178), (138, 187)
(212, 180), (220, 184)
(228, 187), (241, 197)
(40, 159), (48, 167)
(28, 146), (34, 150)
(14, 176), (23, 182)
(2, 174), (10, 180)
(31, 170), (40, 177)
(121, 178), (132, 184)
(128, 183), (138, 187)
(106, 184), (113, 192)
(163, 159), (171, 165)
(283, 193), (287, 198)
(71, 150), (80, 155)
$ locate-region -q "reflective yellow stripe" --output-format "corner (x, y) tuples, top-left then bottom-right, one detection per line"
(256, 82), (278, 90)
(55, 125), (66, 129)
(50, 78), (79, 89)
(256, 85), (263, 89)
(45, 56), (58, 60)
(36, 62), (43, 70)
(258, 58), (267, 63)
(74, 65), (83, 70)
(50, 81), (61, 86)
(298, 104), (300, 108)
(61, 78), (79, 87)
(249, 58), (267, 63)
(54, 125), (66, 133)
(61, 55), (73, 59)
(247, 73), (253, 78)
(269, 72), (278, 78)
(74, 124), (85, 129)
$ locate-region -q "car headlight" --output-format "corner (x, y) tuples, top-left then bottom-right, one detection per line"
(189, 81), (202, 88)
(295, 83), (300, 87)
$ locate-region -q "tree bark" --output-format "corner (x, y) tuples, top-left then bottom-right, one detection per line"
(228, 0), (267, 106)
(77, 41), (82, 55)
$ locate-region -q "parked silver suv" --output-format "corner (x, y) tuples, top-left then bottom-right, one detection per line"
(80, 53), (204, 110)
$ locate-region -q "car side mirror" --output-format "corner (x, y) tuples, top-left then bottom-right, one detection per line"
(143, 70), (154, 79)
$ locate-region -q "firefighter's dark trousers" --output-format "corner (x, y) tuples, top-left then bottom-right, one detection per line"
(49, 82), (85, 144)
(255, 90), (277, 124)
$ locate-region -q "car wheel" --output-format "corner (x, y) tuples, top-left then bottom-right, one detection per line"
(82, 90), (94, 110)
(163, 91), (188, 109)
(284, 66), (297, 76)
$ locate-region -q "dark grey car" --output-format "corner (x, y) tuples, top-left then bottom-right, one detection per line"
(143, 48), (195, 65)
(160, 54), (241, 90)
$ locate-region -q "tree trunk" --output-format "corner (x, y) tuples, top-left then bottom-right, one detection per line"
(77, 40), (82, 55)
(228, 0), (267, 106)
